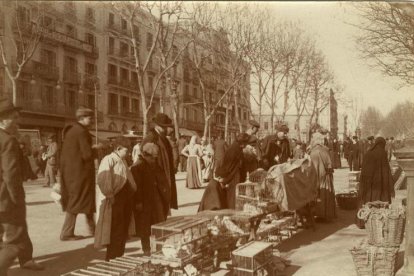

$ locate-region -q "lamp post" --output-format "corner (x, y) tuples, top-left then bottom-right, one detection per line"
(395, 137), (414, 275)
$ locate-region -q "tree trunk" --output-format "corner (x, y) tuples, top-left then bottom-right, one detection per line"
(138, 74), (149, 136)
(225, 94), (230, 143)
(169, 81), (180, 141)
(203, 117), (209, 139)
(295, 116), (301, 141)
(233, 87), (243, 133)
(11, 78), (17, 105)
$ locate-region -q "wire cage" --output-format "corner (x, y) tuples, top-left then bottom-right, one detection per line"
(232, 241), (274, 275)
(248, 169), (268, 186)
(235, 182), (278, 214)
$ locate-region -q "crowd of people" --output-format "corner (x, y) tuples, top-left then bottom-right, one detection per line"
(0, 96), (400, 275)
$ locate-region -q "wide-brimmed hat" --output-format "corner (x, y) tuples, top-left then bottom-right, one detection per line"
(0, 98), (22, 117)
(153, 113), (173, 127)
(249, 120), (260, 128)
(76, 107), (94, 118)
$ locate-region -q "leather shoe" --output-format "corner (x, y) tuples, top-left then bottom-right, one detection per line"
(21, 260), (44, 271)
(60, 235), (85, 241)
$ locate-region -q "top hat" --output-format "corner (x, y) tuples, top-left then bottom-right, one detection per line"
(249, 120), (260, 128)
(153, 113), (173, 127)
(0, 98), (22, 117)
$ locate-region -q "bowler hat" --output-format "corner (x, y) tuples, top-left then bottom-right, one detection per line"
(0, 98), (22, 117)
(236, 133), (250, 144)
(76, 107), (94, 118)
(153, 113), (173, 127)
(249, 120), (260, 128)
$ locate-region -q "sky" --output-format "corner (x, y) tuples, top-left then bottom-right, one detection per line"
(255, 2), (413, 118)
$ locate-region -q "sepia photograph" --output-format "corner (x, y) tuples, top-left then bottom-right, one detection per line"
(0, 1), (413, 275)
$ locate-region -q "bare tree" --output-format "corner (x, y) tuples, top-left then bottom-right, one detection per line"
(354, 2), (414, 87)
(0, 1), (43, 105)
(381, 101), (414, 138)
(360, 106), (384, 137)
(112, 2), (187, 136)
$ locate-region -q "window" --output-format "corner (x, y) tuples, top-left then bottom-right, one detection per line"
(108, 122), (117, 131)
(184, 107), (189, 121)
(108, 93), (118, 114)
(17, 6), (30, 25)
(108, 13), (115, 26)
(86, 7), (95, 22)
(121, 19), (127, 31)
(121, 96), (129, 113)
(66, 24), (75, 38)
(108, 37), (114, 54)
(41, 49), (56, 66)
(133, 25), (139, 39)
(85, 33), (95, 46)
(148, 76), (153, 91)
(131, 72), (138, 86)
(146, 32), (153, 49)
(120, 42), (128, 57)
(264, 122), (268, 130)
(85, 62), (96, 75)
(184, 85), (189, 97)
(65, 56), (77, 72)
(17, 81), (30, 102)
(41, 15), (54, 30)
(87, 94), (95, 109)
(108, 64), (117, 83)
(131, 99), (139, 114)
(120, 68), (128, 82)
(193, 87), (198, 99)
(66, 89), (76, 108)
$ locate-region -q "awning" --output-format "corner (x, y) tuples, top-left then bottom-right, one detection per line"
(89, 130), (121, 141)
(179, 128), (198, 137)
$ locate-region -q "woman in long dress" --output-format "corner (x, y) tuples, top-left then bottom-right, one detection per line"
(356, 137), (394, 228)
(181, 135), (203, 189)
(309, 132), (336, 221)
(202, 142), (215, 183)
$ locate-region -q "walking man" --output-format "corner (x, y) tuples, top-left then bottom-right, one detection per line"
(60, 107), (97, 241)
(43, 135), (58, 188)
(141, 113), (178, 211)
(0, 98), (43, 274)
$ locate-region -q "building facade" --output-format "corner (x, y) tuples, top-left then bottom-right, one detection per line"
(0, 1), (251, 145)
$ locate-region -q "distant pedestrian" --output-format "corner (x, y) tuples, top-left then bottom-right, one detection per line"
(309, 132), (336, 222)
(19, 142), (37, 181)
(0, 99), (44, 274)
(43, 135), (58, 188)
(95, 137), (136, 261)
(356, 137), (395, 228)
(131, 139), (141, 164)
(60, 107), (97, 241)
(141, 113), (178, 210)
(181, 135), (203, 189)
(131, 143), (170, 256)
(349, 136), (361, 171)
(177, 134), (188, 172)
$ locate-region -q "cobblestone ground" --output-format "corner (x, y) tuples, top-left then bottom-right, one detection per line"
(8, 162), (405, 276)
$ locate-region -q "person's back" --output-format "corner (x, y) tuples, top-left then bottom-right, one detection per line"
(213, 137), (227, 160)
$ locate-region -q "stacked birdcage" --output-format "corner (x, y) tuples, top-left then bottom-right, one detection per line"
(231, 241), (274, 276)
(351, 201), (406, 276)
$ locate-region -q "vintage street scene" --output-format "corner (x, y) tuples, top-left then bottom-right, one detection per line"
(0, 1), (413, 276)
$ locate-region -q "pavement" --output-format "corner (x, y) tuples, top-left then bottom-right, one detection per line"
(8, 163), (407, 276)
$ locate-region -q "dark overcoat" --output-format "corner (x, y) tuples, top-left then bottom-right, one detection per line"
(141, 129), (177, 209)
(131, 157), (170, 237)
(60, 123), (96, 214)
(0, 129), (26, 223)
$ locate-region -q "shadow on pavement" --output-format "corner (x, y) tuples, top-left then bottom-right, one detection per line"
(26, 201), (54, 206)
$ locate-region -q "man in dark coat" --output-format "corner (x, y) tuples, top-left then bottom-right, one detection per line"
(0, 99), (44, 274)
(245, 120), (261, 171)
(275, 124), (291, 164)
(141, 113), (178, 210)
(177, 134), (188, 172)
(60, 107), (97, 241)
(212, 134), (228, 175)
(131, 143), (170, 255)
(349, 136), (361, 171)
(215, 133), (249, 209)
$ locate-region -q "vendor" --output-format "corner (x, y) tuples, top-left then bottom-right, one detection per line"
(131, 143), (170, 256)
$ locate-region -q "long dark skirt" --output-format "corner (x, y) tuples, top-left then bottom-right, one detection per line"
(315, 174), (336, 221)
(198, 179), (227, 212)
(186, 156), (202, 189)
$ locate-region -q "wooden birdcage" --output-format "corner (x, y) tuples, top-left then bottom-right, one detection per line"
(231, 241), (274, 275)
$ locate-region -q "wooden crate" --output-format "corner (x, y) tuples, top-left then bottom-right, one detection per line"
(232, 241), (273, 273)
(151, 216), (211, 252)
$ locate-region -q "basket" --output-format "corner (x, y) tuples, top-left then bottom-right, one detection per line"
(336, 191), (359, 210)
(357, 202), (406, 247)
(350, 240), (398, 276)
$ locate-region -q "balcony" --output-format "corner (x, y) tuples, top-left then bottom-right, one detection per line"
(85, 46), (99, 59)
(120, 111), (139, 119)
(63, 71), (81, 84)
(32, 61), (59, 81)
(179, 119), (204, 132)
(107, 76), (118, 85)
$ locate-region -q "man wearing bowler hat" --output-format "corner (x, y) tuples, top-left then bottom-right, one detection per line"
(0, 98), (44, 274)
(60, 107), (97, 240)
(141, 113), (178, 211)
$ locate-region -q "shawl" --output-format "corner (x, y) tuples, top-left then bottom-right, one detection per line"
(94, 152), (137, 248)
(216, 141), (245, 184)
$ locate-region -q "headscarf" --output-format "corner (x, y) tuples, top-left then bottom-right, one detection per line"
(189, 135), (199, 146)
(310, 132), (326, 149)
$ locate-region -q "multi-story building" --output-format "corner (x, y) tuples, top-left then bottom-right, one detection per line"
(0, 1), (251, 145)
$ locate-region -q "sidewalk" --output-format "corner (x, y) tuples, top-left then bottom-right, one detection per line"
(9, 166), (406, 276)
